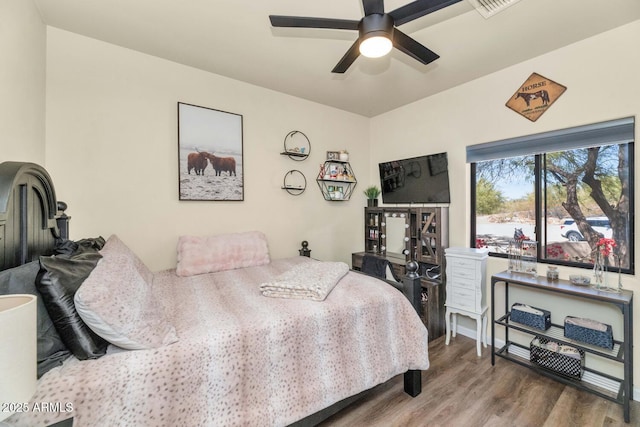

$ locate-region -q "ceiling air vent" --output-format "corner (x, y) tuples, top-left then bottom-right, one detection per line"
(467, 0), (523, 18)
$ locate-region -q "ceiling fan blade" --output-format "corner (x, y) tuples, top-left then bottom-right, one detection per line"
(362, 0), (385, 16)
(269, 15), (359, 30)
(392, 29), (439, 65)
(332, 40), (361, 73)
(389, 0), (462, 26)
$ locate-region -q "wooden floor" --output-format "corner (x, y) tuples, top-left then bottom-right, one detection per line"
(318, 335), (639, 427)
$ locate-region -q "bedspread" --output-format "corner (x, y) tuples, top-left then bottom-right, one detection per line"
(6, 257), (429, 427)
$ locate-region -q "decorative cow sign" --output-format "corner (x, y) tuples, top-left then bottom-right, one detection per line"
(506, 73), (566, 122)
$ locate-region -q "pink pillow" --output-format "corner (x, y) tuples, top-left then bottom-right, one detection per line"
(176, 231), (270, 277)
(75, 254), (178, 350)
(101, 234), (153, 286)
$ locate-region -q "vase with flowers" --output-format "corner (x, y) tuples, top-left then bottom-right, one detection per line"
(593, 237), (616, 290)
(508, 228), (537, 275)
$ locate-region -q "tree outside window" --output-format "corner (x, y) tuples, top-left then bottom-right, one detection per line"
(472, 143), (633, 274)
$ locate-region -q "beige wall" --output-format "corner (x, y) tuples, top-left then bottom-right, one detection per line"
(370, 20), (640, 387)
(4, 0), (640, 394)
(44, 28), (370, 271)
(0, 0), (46, 163)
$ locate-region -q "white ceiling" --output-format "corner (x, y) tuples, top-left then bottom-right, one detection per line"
(34, 0), (640, 117)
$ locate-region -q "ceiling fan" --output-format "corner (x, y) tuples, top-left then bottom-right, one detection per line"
(269, 0), (462, 73)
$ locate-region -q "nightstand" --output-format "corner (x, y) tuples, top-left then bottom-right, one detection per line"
(444, 247), (488, 356)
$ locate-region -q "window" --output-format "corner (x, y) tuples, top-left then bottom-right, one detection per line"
(469, 117), (634, 274)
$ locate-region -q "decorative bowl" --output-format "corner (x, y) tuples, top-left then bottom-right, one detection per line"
(569, 275), (591, 286)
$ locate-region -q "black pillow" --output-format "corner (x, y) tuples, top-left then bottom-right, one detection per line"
(36, 246), (108, 360)
(54, 236), (106, 256)
(0, 261), (71, 378)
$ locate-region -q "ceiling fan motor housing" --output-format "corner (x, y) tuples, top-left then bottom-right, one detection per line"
(359, 13), (394, 41)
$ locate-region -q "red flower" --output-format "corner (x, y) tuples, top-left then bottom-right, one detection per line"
(546, 243), (565, 258)
(596, 238), (616, 257)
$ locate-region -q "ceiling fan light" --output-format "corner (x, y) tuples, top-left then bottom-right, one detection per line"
(359, 35), (392, 58)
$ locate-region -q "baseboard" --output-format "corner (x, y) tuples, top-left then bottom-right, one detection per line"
(452, 324), (639, 402)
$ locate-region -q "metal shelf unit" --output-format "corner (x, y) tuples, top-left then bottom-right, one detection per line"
(491, 271), (633, 423)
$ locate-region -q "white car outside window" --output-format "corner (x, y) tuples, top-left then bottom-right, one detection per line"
(560, 217), (612, 241)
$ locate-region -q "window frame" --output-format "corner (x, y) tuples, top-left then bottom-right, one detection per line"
(469, 120), (635, 275)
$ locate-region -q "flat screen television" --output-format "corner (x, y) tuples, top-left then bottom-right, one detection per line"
(379, 152), (450, 204)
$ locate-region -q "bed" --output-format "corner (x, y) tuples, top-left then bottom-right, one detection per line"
(0, 162), (430, 427)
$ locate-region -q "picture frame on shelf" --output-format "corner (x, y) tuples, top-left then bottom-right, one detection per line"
(178, 102), (244, 201)
(326, 151), (340, 160)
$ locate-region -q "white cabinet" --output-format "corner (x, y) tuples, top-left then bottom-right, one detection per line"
(445, 247), (488, 356)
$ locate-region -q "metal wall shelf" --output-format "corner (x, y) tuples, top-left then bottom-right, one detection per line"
(316, 160), (357, 201)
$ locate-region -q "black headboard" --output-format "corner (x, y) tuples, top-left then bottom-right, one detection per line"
(0, 162), (69, 270)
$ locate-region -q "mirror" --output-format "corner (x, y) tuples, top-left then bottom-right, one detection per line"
(383, 211), (409, 259)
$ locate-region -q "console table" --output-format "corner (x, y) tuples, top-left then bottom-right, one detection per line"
(491, 271), (634, 423)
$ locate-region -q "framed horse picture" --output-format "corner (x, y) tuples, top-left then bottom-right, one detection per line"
(177, 102), (244, 201)
(506, 73), (567, 122)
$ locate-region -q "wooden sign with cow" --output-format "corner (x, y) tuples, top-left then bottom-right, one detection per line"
(506, 73), (566, 122)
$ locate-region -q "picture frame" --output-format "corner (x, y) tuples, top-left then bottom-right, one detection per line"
(326, 151), (340, 160)
(178, 102), (244, 201)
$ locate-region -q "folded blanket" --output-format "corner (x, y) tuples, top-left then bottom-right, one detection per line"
(537, 339), (582, 360)
(260, 261), (349, 301)
(513, 304), (543, 316)
(565, 316), (607, 332)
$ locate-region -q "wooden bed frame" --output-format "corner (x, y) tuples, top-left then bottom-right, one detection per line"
(0, 161), (424, 426)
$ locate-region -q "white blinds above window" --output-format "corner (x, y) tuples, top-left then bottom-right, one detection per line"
(466, 117), (635, 163)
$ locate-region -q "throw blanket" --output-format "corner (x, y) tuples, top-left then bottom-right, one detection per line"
(259, 261), (349, 301)
(565, 316), (608, 332)
(512, 303), (543, 316)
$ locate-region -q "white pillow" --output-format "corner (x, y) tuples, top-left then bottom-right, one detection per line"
(75, 254), (178, 350)
(176, 231), (270, 277)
